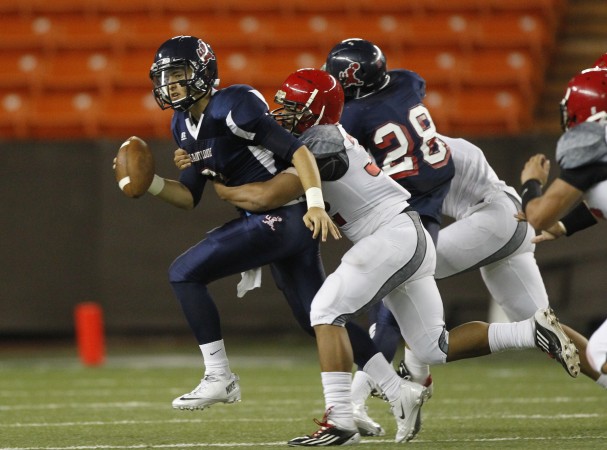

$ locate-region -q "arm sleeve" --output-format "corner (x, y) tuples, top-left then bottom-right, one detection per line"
(178, 167), (207, 207)
(559, 163), (607, 192)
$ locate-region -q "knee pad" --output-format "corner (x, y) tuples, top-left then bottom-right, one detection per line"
(408, 327), (449, 366)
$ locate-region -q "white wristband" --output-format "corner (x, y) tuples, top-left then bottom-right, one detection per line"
(147, 174), (165, 196)
(305, 187), (324, 210)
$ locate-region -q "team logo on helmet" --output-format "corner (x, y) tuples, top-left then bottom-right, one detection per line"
(196, 40), (215, 65)
(339, 62), (364, 89)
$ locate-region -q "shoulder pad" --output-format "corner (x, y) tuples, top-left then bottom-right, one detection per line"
(556, 122), (607, 169)
(299, 125), (347, 158)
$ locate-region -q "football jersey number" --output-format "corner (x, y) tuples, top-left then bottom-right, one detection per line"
(373, 104), (450, 180)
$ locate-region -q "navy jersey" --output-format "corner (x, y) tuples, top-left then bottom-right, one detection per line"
(171, 84), (303, 206)
(339, 69), (454, 223)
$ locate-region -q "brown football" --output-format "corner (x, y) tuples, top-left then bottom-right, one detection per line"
(114, 136), (155, 198)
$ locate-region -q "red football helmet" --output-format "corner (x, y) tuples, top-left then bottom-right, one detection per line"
(560, 68), (607, 131)
(271, 68), (344, 136)
(593, 53), (607, 68)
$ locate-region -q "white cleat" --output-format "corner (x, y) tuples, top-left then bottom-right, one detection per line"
(534, 307), (581, 378)
(353, 402), (385, 437)
(172, 372), (241, 410)
(390, 379), (429, 443)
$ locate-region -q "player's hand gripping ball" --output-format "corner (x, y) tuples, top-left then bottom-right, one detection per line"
(114, 136), (155, 198)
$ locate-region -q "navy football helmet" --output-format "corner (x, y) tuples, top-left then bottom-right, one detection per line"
(560, 68), (607, 131)
(272, 68), (344, 136)
(324, 38), (388, 100)
(150, 35), (218, 111)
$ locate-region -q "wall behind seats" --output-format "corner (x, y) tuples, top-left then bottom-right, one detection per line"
(2, 134), (606, 340)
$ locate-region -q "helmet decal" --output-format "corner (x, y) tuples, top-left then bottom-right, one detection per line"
(339, 62), (365, 89)
(196, 40), (216, 65)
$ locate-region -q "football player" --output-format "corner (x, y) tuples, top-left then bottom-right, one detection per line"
(520, 66), (607, 378)
(323, 37), (455, 435)
(136, 35), (413, 415)
(213, 68), (581, 446)
(353, 131), (607, 437)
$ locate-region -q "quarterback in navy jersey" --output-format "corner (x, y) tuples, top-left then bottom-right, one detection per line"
(521, 66), (607, 377)
(141, 35), (350, 412)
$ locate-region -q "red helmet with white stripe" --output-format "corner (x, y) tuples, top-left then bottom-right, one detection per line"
(271, 68), (344, 136)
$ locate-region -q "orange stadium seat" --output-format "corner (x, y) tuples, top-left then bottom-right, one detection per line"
(26, 0), (97, 16)
(405, 13), (475, 52)
(49, 15), (126, 52)
(0, 92), (29, 139)
(94, 0), (164, 16)
(390, 48), (464, 91)
(96, 88), (169, 139)
(242, 49), (328, 93)
(225, 14), (337, 51)
(185, 15), (265, 51)
(336, 15), (411, 54)
(0, 16), (55, 53)
(119, 16), (196, 50)
(423, 0), (487, 14)
(473, 14), (552, 65)
(36, 51), (113, 95)
(487, 0), (567, 33)
(290, 0), (356, 14)
(0, 51), (43, 94)
(449, 89), (531, 135)
(353, 0), (427, 16)
(461, 50), (539, 103)
(26, 91), (99, 139)
(219, 0), (294, 15)
(109, 50), (155, 91)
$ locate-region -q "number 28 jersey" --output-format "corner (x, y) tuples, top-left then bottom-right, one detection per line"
(339, 69), (454, 223)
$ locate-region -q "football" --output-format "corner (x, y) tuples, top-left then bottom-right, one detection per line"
(114, 136), (155, 198)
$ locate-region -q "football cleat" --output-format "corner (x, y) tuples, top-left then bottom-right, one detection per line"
(172, 372), (241, 410)
(288, 410), (361, 447)
(396, 360), (433, 439)
(352, 402), (385, 437)
(390, 379), (428, 443)
(534, 307), (581, 378)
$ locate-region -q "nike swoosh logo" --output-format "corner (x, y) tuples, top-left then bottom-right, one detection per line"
(399, 405), (406, 420)
(210, 349), (222, 355)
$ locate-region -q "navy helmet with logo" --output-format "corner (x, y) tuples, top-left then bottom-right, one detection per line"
(150, 35), (218, 111)
(324, 38), (388, 100)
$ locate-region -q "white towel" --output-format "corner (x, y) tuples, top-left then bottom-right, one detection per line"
(237, 268), (262, 298)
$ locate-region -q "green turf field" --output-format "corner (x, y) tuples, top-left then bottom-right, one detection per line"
(1, 336), (605, 449)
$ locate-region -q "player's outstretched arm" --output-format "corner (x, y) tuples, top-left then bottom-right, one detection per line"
(214, 170), (304, 211)
(291, 146), (341, 241)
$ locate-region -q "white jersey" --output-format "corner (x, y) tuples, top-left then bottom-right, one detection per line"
(301, 125), (447, 365)
(303, 124), (411, 243)
(440, 134), (519, 220)
(435, 135), (549, 320)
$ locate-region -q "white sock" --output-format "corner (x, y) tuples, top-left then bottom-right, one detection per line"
(404, 347), (431, 385)
(596, 373), (607, 389)
(363, 352), (401, 403)
(321, 372), (355, 430)
(488, 318), (535, 353)
(200, 339), (231, 376)
(351, 370), (375, 405)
